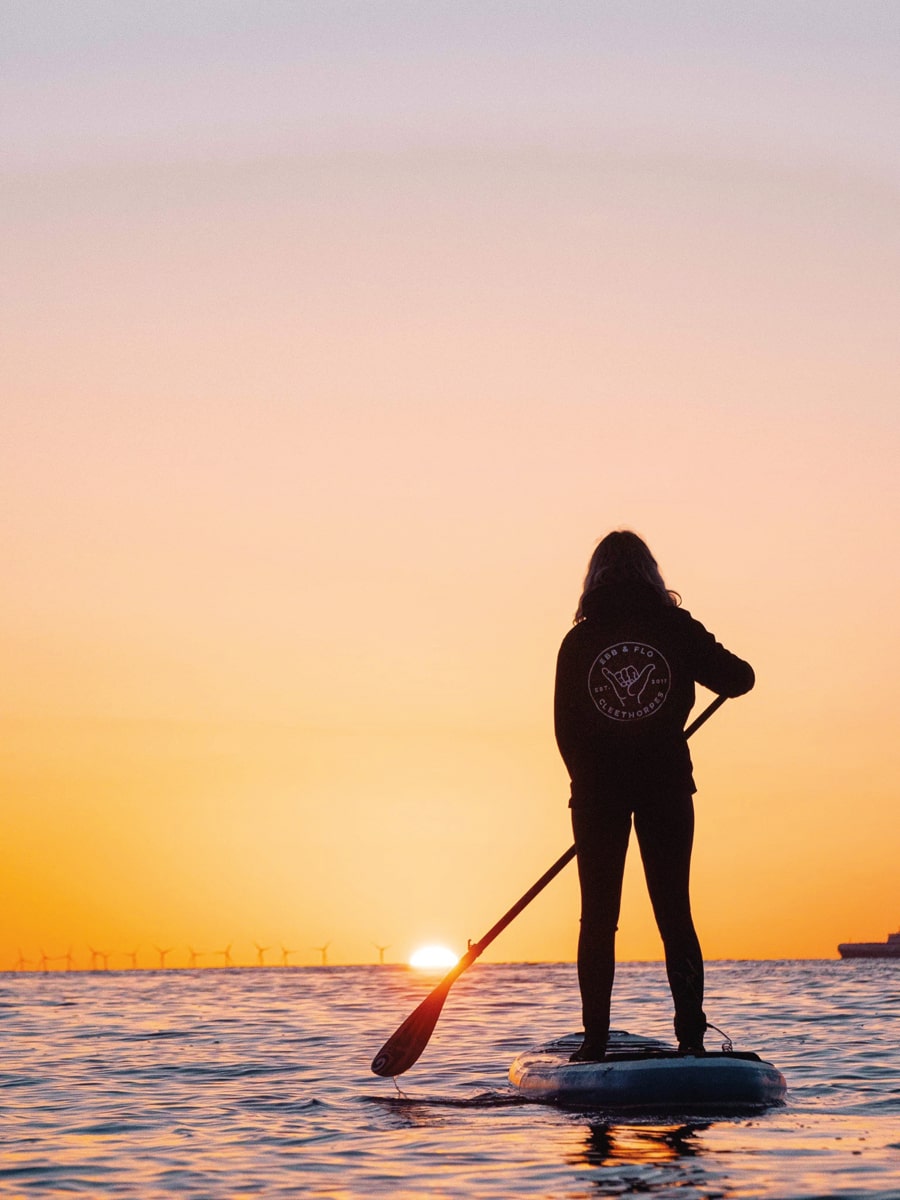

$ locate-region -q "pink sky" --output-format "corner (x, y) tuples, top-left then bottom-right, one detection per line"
(3, 2), (898, 967)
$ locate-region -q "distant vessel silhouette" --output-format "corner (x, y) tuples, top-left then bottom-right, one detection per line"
(838, 930), (900, 959)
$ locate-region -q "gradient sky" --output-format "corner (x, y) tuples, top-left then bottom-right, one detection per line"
(3, 1), (898, 968)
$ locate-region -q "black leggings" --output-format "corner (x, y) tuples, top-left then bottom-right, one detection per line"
(571, 792), (706, 1047)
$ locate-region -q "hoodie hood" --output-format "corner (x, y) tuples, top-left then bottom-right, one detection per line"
(580, 580), (669, 621)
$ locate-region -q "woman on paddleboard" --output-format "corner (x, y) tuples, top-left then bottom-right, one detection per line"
(554, 531), (754, 1062)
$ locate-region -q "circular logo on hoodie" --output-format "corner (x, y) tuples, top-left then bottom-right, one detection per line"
(588, 643), (671, 721)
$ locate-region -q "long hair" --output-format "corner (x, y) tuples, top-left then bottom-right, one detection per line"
(575, 530), (680, 621)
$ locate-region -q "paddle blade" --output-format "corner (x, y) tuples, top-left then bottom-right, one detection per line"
(371, 977), (454, 1077)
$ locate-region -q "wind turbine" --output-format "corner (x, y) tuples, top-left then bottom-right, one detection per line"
(155, 946), (173, 969)
(314, 943), (330, 966)
(254, 943), (270, 967)
(215, 945), (233, 967)
(14, 949), (29, 971)
(187, 947), (204, 968)
(88, 946), (110, 971)
(280, 945), (295, 967)
(374, 944), (391, 965)
(38, 949), (50, 972)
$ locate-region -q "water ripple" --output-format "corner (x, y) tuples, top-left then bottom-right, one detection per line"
(1, 962), (898, 1198)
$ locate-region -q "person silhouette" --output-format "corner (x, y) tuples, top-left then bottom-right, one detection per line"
(554, 530), (754, 1061)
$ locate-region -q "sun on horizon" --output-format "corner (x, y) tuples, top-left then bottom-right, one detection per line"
(409, 945), (459, 970)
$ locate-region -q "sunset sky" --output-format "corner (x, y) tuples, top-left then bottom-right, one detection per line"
(3, 2), (898, 969)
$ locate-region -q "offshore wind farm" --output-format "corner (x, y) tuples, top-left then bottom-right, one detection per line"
(5, 941), (375, 971)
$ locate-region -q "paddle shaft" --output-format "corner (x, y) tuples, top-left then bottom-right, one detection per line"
(463, 692), (728, 962)
(371, 693), (727, 1076)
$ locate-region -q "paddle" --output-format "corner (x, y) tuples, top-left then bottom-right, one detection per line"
(371, 693), (728, 1077)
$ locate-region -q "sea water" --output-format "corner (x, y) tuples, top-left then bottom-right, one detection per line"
(2, 960), (898, 1198)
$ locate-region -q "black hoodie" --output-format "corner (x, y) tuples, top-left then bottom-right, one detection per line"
(554, 581), (754, 806)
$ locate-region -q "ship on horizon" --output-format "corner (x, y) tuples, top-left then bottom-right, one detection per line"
(838, 930), (900, 959)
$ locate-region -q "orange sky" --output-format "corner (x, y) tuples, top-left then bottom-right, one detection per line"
(3, 3), (898, 968)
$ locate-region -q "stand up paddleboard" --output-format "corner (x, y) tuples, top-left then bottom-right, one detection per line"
(510, 1031), (786, 1111)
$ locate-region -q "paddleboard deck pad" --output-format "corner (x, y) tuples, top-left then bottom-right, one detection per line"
(509, 1031), (786, 1111)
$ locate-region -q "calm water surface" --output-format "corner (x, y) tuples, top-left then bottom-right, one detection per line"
(2, 961), (899, 1198)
